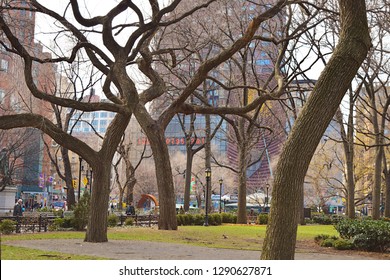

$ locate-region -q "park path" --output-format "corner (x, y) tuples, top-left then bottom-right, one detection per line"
(3, 239), (386, 260)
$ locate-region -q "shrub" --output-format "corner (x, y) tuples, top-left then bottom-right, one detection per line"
(334, 218), (390, 252)
(333, 239), (354, 250)
(184, 214), (194, 225)
(256, 214), (268, 225)
(176, 214), (184, 226)
(124, 217), (134, 226)
(0, 219), (16, 234)
(72, 191), (91, 230)
(221, 212), (236, 224)
(207, 214), (214, 225)
(209, 213), (222, 226)
(314, 234), (338, 244)
(320, 238), (336, 247)
(193, 214), (204, 225)
(107, 214), (119, 227)
(312, 214), (332, 225)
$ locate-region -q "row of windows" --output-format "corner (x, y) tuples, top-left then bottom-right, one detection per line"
(73, 111), (115, 120)
(70, 119), (109, 133)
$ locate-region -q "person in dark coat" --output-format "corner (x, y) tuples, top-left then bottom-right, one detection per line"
(126, 203), (135, 215)
(13, 199), (23, 216)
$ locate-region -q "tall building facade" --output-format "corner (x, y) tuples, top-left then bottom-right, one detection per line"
(1, 0), (56, 208)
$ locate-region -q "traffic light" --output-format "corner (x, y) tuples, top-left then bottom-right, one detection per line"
(72, 179), (77, 189)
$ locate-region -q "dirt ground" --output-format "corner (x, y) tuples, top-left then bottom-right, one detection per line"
(3, 238), (390, 260)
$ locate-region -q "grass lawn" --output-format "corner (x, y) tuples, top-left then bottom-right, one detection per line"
(1, 224), (337, 260)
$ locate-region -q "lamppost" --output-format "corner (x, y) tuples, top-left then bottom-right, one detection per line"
(265, 183), (270, 210)
(219, 178), (223, 213)
(204, 168), (211, 226)
(78, 157), (82, 201)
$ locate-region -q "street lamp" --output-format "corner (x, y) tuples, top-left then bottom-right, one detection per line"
(219, 178), (223, 213)
(204, 168), (211, 226)
(265, 183), (270, 210)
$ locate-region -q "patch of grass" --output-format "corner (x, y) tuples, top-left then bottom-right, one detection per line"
(1, 224), (339, 259)
(1, 245), (107, 260)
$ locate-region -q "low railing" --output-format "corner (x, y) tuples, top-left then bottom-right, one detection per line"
(118, 214), (159, 227)
(0, 213), (57, 233)
(0, 213), (159, 233)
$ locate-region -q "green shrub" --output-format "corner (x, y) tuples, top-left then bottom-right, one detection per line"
(256, 214), (268, 225)
(320, 238), (336, 247)
(124, 217), (134, 226)
(335, 218), (390, 252)
(314, 234), (338, 244)
(193, 214), (204, 225)
(72, 191), (91, 230)
(207, 214), (214, 225)
(0, 219), (16, 234)
(107, 214), (119, 227)
(333, 239), (354, 250)
(209, 213), (222, 226)
(312, 214), (332, 225)
(221, 212), (237, 223)
(184, 214), (194, 225)
(177, 214), (184, 226)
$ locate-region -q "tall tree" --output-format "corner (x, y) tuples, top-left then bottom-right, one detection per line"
(261, 0), (371, 259)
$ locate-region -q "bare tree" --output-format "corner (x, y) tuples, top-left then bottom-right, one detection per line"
(261, 0), (371, 259)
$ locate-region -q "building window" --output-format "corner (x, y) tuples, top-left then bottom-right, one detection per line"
(0, 59), (9, 72)
(256, 59), (271, 66)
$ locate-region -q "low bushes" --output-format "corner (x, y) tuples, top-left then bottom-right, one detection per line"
(124, 217), (134, 226)
(48, 217), (74, 231)
(311, 214), (344, 225)
(256, 214), (268, 225)
(107, 214), (120, 227)
(177, 213), (231, 226)
(334, 218), (390, 252)
(0, 219), (16, 234)
(221, 213), (237, 224)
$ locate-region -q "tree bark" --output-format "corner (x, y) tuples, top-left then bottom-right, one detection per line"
(135, 106), (177, 230)
(368, 89), (382, 220)
(184, 150), (194, 212)
(61, 147), (76, 209)
(237, 119), (248, 224)
(84, 159), (111, 242)
(261, 0), (370, 260)
(336, 105), (355, 219)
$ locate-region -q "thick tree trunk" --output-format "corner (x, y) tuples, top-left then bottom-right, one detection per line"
(150, 134), (178, 230)
(261, 0), (370, 260)
(85, 160), (111, 242)
(135, 106), (177, 230)
(84, 113), (132, 242)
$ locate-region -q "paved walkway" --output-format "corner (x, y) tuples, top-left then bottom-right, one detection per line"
(3, 239), (387, 260)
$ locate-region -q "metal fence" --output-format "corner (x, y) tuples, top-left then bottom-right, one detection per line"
(0, 213), (159, 234)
